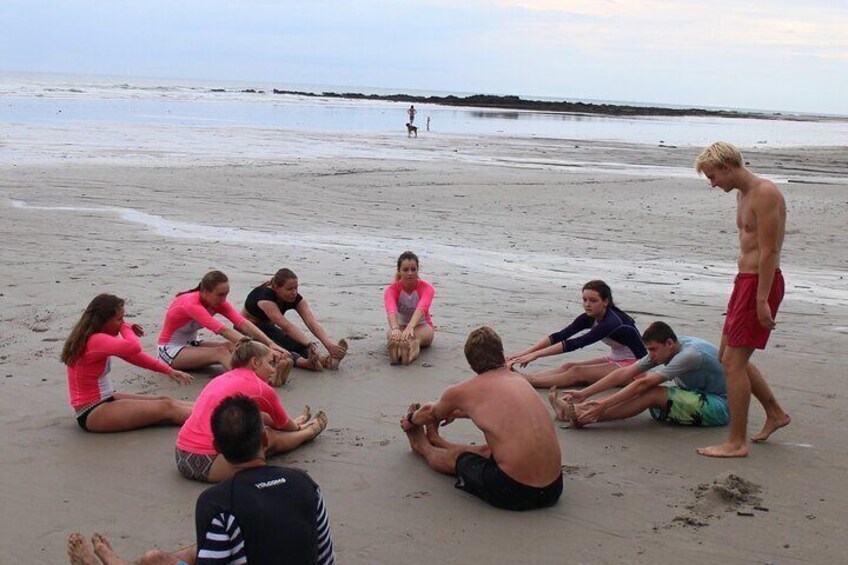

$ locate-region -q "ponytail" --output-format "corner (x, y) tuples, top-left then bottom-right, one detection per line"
(177, 270), (229, 296)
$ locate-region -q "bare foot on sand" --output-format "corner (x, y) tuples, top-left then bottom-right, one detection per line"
(304, 411), (328, 439)
(697, 442), (749, 458)
(424, 423), (450, 448)
(91, 533), (123, 565)
(548, 387), (581, 427)
(303, 348), (324, 372)
(68, 533), (97, 565)
(399, 340), (411, 365)
(751, 413), (791, 443)
(294, 405), (312, 426)
(388, 339), (402, 365)
(548, 387), (569, 421)
(324, 338), (348, 370)
(401, 338), (421, 365)
(270, 357), (293, 387)
(402, 416), (429, 456)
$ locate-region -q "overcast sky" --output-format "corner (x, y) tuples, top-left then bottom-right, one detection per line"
(2, 0), (846, 114)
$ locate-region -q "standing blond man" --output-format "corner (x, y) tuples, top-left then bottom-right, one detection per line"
(694, 141), (791, 458)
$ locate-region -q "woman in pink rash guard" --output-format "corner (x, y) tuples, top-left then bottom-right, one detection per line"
(383, 251), (436, 365)
(175, 340), (328, 483)
(156, 270), (292, 381)
(62, 294), (194, 433)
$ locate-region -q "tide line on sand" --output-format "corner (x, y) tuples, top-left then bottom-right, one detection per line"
(9, 199), (848, 307)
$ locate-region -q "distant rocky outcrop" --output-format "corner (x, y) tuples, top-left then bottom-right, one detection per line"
(202, 88), (829, 121)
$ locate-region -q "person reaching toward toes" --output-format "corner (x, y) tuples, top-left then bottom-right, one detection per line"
(175, 340), (327, 484)
(384, 251), (436, 366)
(242, 268), (349, 373)
(508, 280), (646, 389)
(156, 270), (291, 375)
(63, 294), (194, 433)
(550, 322), (730, 434)
(402, 326), (563, 511)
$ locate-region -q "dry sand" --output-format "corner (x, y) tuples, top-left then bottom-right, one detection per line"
(1, 138), (846, 564)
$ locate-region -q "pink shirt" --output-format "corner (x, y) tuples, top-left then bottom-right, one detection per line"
(66, 323), (171, 410)
(176, 368), (290, 455)
(383, 279), (435, 327)
(158, 291), (246, 346)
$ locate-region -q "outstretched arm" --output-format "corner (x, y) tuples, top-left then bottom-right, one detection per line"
(259, 299), (311, 348)
(410, 386), (462, 427)
(508, 336), (553, 362)
(510, 339), (564, 367)
(401, 309), (426, 341)
(563, 363), (644, 402)
(235, 320), (291, 359)
(579, 373), (664, 423)
(296, 299), (338, 353)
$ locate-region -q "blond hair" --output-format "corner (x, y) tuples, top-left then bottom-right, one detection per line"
(230, 339), (270, 369)
(694, 141), (743, 174)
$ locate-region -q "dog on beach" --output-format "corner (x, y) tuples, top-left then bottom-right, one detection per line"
(406, 123), (418, 138)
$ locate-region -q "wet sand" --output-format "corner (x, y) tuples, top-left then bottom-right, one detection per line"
(1, 139), (846, 563)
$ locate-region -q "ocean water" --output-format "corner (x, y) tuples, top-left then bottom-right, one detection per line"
(2, 72), (847, 168)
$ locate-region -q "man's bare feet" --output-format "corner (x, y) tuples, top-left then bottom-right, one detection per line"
(269, 357), (293, 387)
(402, 419), (428, 456)
(294, 405), (312, 426)
(400, 403), (422, 432)
(304, 411), (328, 439)
(424, 423), (450, 448)
(91, 533), (124, 565)
(388, 339), (402, 365)
(68, 533), (97, 565)
(751, 413), (791, 443)
(696, 442), (749, 458)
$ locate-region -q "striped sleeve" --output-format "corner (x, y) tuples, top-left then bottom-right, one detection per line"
(315, 487), (335, 565)
(196, 511), (247, 565)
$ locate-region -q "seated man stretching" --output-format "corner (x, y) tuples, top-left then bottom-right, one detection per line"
(550, 321), (729, 429)
(68, 395), (335, 565)
(402, 326), (563, 511)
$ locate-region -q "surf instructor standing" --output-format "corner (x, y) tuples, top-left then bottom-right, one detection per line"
(694, 141), (791, 458)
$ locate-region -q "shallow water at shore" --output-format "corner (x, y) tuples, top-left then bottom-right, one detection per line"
(3, 73), (848, 159)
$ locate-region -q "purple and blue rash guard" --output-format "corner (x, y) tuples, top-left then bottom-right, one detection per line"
(548, 307), (647, 361)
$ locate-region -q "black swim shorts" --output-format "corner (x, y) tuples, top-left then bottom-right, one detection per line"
(75, 396), (115, 431)
(454, 452), (563, 511)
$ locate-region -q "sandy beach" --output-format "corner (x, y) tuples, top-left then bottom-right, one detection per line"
(1, 137), (847, 564)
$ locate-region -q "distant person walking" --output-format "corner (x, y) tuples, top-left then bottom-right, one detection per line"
(694, 141), (791, 458)
(408, 105), (417, 124)
(426, 116), (430, 131)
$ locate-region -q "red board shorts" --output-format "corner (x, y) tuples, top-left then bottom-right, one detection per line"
(723, 270), (784, 350)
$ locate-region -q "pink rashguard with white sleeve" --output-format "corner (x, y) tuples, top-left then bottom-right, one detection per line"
(158, 291), (246, 346)
(67, 323), (171, 411)
(383, 279), (435, 327)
